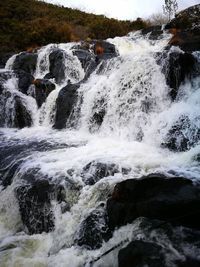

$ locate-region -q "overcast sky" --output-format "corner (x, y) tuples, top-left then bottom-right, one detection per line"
(44, 0), (199, 20)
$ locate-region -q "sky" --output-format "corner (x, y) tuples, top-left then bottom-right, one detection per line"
(44, 0), (199, 20)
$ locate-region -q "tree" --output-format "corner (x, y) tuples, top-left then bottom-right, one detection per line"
(163, 0), (178, 22)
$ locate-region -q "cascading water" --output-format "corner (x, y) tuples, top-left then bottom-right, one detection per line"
(0, 28), (200, 267)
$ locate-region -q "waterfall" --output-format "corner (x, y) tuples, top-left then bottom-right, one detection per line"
(0, 29), (200, 267)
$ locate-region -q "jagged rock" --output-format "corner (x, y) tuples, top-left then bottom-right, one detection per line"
(15, 177), (65, 234)
(75, 204), (111, 250)
(44, 49), (66, 84)
(161, 115), (200, 152)
(165, 4), (200, 52)
(118, 217), (200, 267)
(53, 82), (80, 129)
(81, 161), (120, 185)
(33, 79), (56, 107)
(107, 174), (200, 231)
(12, 52), (37, 75)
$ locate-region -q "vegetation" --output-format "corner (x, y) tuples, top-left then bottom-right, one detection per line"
(163, 0), (178, 21)
(0, 0), (148, 53)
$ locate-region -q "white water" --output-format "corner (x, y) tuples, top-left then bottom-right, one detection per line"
(0, 31), (200, 266)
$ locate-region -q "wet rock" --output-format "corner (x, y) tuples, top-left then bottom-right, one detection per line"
(81, 161), (120, 185)
(15, 178), (65, 234)
(13, 96), (32, 128)
(12, 52), (37, 75)
(141, 25), (163, 40)
(161, 115), (200, 152)
(14, 70), (34, 95)
(118, 240), (164, 267)
(44, 49), (66, 84)
(107, 174), (200, 231)
(92, 40), (118, 61)
(165, 52), (197, 100)
(33, 79), (56, 107)
(75, 205), (111, 250)
(53, 82), (80, 129)
(165, 5), (200, 52)
(118, 217), (200, 267)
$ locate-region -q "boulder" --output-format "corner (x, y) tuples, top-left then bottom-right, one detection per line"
(15, 70), (34, 95)
(119, 240), (164, 267)
(75, 204), (111, 250)
(15, 178), (65, 234)
(81, 161), (120, 185)
(33, 79), (56, 107)
(13, 96), (32, 128)
(165, 4), (200, 52)
(107, 174), (200, 231)
(161, 115), (200, 152)
(53, 82), (80, 129)
(91, 40), (118, 61)
(118, 217), (200, 267)
(12, 52), (38, 75)
(44, 49), (66, 84)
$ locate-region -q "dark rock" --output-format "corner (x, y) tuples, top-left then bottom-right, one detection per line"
(141, 25), (163, 40)
(81, 161), (119, 185)
(15, 178), (65, 234)
(33, 79), (56, 107)
(0, 137), (69, 188)
(92, 40), (118, 61)
(75, 205), (111, 250)
(53, 82), (80, 129)
(0, 52), (15, 69)
(165, 52), (197, 100)
(14, 70), (34, 95)
(118, 240), (164, 267)
(14, 96), (32, 128)
(165, 5), (200, 52)
(45, 49), (66, 84)
(12, 52), (37, 75)
(161, 115), (200, 152)
(107, 174), (200, 231)
(118, 217), (200, 267)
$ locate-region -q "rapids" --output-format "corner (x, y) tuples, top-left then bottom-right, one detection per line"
(0, 30), (200, 267)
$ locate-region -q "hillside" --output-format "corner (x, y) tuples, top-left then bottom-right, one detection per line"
(0, 0), (147, 53)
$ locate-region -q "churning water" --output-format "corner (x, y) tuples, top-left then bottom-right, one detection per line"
(0, 31), (200, 266)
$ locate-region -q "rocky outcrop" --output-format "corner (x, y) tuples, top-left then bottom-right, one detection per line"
(92, 40), (118, 61)
(161, 115), (200, 152)
(15, 70), (34, 95)
(15, 178), (65, 234)
(33, 79), (56, 107)
(165, 4), (200, 52)
(13, 96), (32, 128)
(12, 52), (38, 75)
(53, 82), (80, 129)
(107, 174), (200, 231)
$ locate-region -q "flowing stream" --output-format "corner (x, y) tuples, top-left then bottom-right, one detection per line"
(0, 31), (200, 267)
